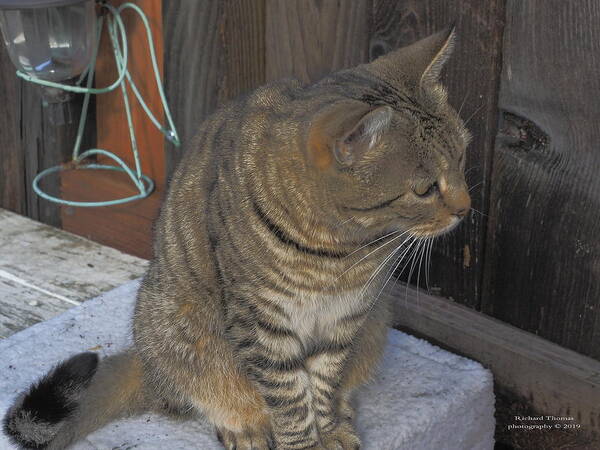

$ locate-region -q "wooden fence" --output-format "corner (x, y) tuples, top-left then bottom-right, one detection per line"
(163, 0), (600, 362)
(1, 0), (599, 446)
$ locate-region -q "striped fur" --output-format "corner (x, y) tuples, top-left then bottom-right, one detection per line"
(4, 27), (471, 450)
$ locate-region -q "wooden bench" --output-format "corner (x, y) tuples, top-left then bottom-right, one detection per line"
(0, 209), (147, 338)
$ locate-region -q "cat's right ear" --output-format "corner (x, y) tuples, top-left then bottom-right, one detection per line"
(308, 103), (392, 169)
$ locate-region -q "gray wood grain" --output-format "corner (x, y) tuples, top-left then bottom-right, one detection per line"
(163, 0), (266, 175)
(0, 209), (148, 338)
(0, 277), (70, 339)
(220, 0), (266, 102)
(0, 43), (84, 227)
(483, 0), (600, 359)
(265, 0), (371, 83)
(163, 0), (223, 174)
(0, 44), (25, 216)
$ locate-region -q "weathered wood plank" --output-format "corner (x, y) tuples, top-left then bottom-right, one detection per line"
(0, 209), (147, 300)
(20, 82), (83, 229)
(162, 0), (224, 174)
(388, 284), (600, 441)
(265, 0), (371, 83)
(0, 209), (148, 337)
(0, 42), (72, 227)
(220, 0), (266, 103)
(371, 0), (505, 308)
(163, 0), (266, 175)
(0, 277), (71, 339)
(0, 43), (25, 216)
(482, 0), (600, 359)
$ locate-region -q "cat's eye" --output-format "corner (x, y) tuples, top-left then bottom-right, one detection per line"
(414, 181), (439, 198)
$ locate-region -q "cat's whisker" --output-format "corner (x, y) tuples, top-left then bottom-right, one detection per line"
(468, 181), (483, 192)
(423, 240), (428, 292)
(425, 238), (434, 292)
(464, 102), (486, 126)
(362, 238), (420, 319)
(394, 238), (421, 286)
(470, 207), (488, 217)
(335, 228), (414, 285)
(464, 165), (480, 176)
(404, 240), (424, 304)
(361, 235), (415, 293)
(384, 238), (421, 308)
(360, 234), (417, 299)
(333, 216), (355, 228)
(346, 228), (405, 258)
(415, 243), (424, 303)
(416, 238), (428, 298)
(335, 232), (403, 283)
(457, 90), (469, 116)
(359, 245), (402, 296)
(388, 245), (412, 297)
(369, 248), (406, 302)
(359, 249), (400, 300)
(368, 256), (406, 310)
(415, 241), (427, 303)
(369, 235), (420, 304)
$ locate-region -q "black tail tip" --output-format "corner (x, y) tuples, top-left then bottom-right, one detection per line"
(3, 352), (99, 449)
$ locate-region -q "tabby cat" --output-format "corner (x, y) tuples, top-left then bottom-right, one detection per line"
(4, 27), (471, 450)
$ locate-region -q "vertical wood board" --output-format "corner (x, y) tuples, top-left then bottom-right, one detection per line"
(483, 0), (600, 359)
(163, 0), (266, 175)
(265, 0), (371, 83)
(0, 44), (25, 216)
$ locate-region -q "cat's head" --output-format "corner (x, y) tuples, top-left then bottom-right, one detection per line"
(307, 27), (471, 238)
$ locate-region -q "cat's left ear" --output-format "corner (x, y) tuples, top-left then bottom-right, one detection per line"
(333, 106), (393, 166)
(419, 25), (456, 87)
(365, 25), (456, 90)
(308, 103), (392, 169)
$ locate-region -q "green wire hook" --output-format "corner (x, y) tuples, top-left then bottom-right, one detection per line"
(23, 2), (180, 208)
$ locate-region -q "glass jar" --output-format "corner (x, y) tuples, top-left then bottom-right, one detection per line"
(0, 0), (96, 82)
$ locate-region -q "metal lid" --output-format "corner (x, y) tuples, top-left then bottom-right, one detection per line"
(0, 0), (92, 10)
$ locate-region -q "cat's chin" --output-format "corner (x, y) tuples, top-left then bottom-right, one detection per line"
(414, 216), (463, 238)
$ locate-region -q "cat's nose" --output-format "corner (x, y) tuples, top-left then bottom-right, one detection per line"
(448, 189), (471, 217)
(439, 177), (471, 217)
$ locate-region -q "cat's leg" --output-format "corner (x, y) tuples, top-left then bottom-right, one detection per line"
(224, 298), (388, 449)
(136, 325), (273, 448)
(242, 342), (359, 450)
(235, 330), (321, 449)
(191, 363), (273, 450)
(305, 348), (361, 450)
(306, 301), (390, 449)
(146, 338), (273, 449)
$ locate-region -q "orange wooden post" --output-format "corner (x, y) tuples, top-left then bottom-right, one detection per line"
(61, 0), (165, 259)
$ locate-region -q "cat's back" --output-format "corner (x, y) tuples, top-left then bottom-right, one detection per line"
(135, 78), (305, 315)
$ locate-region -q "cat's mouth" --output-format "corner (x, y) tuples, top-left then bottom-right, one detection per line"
(412, 216), (463, 237)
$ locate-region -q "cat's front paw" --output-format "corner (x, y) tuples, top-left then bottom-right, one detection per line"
(338, 397), (356, 423)
(216, 426), (274, 450)
(319, 420), (361, 450)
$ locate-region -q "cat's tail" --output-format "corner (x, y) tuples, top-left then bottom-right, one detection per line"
(3, 350), (148, 449)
